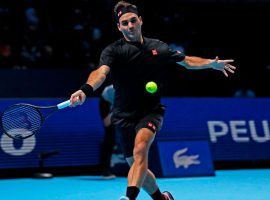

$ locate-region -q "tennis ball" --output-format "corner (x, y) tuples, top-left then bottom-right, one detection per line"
(145, 81), (158, 94)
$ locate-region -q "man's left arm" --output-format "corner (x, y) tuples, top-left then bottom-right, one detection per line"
(177, 56), (236, 77)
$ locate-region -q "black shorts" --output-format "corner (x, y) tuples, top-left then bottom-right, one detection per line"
(114, 112), (164, 158)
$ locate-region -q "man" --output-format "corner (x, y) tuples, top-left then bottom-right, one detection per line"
(99, 84), (117, 179)
(70, 1), (236, 200)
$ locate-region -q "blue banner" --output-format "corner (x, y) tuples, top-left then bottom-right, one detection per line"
(1, 98), (270, 170)
(0, 98), (103, 169)
(159, 98), (270, 161)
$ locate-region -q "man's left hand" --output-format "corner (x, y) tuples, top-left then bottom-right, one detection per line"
(210, 56), (236, 77)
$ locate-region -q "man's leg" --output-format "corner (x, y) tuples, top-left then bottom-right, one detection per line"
(128, 128), (155, 187)
(100, 124), (116, 179)
(124, 128), (172, 200)
(117, 113), (173, 200)
(126, 158), (172, 200)
(125, 128), (154, 200)
(126, 157), (159, 194)
(99, 97), (116, 178)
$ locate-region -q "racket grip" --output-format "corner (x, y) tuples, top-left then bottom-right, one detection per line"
(57, 100), (71, 109)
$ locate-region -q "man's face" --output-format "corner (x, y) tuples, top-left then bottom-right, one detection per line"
(117, 13), (143, 42)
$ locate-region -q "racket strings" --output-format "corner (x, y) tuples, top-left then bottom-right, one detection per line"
(1, 105), (42, 138)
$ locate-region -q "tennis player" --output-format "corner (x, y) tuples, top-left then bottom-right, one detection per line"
(70, 1), (236, 199)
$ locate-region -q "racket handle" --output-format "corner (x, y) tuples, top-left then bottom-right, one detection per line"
(57, 100), (71, 109)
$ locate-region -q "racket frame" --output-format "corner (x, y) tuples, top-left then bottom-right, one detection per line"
(1, 103), (58, 140)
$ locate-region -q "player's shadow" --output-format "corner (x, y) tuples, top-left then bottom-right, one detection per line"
(74, 176), (117, 181)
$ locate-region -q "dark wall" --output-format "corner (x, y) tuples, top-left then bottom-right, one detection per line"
(0, 69), (88, 97)
(1, 0), (269, 97)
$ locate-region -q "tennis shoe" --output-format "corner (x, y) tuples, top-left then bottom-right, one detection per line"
(162, 191), (174, 200)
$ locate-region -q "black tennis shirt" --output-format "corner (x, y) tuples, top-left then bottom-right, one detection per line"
(99, 37), (185, 120)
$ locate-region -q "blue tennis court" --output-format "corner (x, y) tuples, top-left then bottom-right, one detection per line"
(1, 169), (269, 200)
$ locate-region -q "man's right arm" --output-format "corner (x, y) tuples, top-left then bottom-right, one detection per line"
(86, 65), (110, 90)
(70, 65), (110, 106)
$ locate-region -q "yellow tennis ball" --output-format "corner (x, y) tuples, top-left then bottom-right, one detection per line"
(145, 81), (158, 94)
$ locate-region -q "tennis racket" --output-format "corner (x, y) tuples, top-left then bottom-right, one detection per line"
(0, 99), (76, 140)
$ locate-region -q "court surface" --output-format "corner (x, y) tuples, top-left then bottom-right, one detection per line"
(0, 169), (269, 200)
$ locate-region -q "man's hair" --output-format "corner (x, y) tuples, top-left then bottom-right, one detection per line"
(113, 1), (138, 16)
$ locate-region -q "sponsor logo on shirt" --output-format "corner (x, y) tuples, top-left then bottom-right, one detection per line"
(148, 122), (156, 131)
(152, 49), (158, 55)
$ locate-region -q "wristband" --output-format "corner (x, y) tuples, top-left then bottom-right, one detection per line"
(80, 84), (94, 96)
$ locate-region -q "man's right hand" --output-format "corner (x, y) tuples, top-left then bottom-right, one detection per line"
(70, 90), (86, 107)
